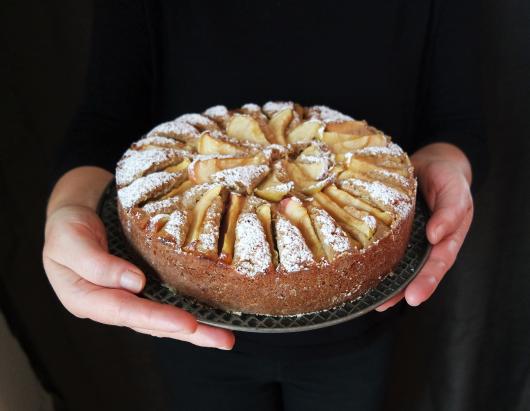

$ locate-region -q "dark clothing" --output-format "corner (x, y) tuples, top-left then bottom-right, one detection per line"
(54, 0), (483, 403)
(153, 322), (396, 411)
(58, 0), (484, 187)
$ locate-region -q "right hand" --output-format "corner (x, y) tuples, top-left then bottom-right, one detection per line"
(43, 167), (235, 350)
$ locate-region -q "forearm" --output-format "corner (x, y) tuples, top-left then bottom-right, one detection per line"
(411, 142), (472, 185)
(47, 166), (113, 217)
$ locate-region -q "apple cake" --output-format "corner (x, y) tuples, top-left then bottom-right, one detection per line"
(116, 102), (417, 315)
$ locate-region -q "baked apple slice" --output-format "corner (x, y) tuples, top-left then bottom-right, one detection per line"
(157, 209), (189, 248)
(197, 132), (246, 155)
(164, 158), (191, 173)
(345, 158), (409, 177)
(330, 135), (387, 154)
(312, 191), (373, 247)
(308, 205), (353, 260)
(159, 179), (194, 200)
(254, 171), (294, 202)
(324, 184), (393, 226)
(325, 119), (375, 135)
(268, 108), (292, 145)
(287, 120), (323, 144)
(193, 195), (224, 258)
(274, 214), (315, 272)
(210, 164), (270, 194)
(278, 198), (326, 261)
(284, 161), (332, 195)
(322, 131), (360, 146)
(184, 185), (224, 250)
(189, 155), (268, 184)
(226, 114), (270, 145)
(295, 145), (331, 180)
(256, 204), (278, 265)
(219, 193), (246, 264)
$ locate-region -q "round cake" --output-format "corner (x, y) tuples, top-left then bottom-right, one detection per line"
(116, 102), (417, 315)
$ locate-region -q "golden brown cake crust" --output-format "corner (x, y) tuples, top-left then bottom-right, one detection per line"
(115, 102), (417, 315)
(119, 200), (414, 315)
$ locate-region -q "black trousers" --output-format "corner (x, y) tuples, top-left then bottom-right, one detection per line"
(152, 323), (396, 411)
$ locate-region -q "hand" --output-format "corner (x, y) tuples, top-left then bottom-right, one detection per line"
(376, 143), (474, 311)
(43, 167), (235, 349)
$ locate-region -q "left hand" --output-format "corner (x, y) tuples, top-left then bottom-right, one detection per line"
(376, 143), (474, 311)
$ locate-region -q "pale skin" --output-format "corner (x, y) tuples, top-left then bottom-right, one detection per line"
(42, 142), (473, 350)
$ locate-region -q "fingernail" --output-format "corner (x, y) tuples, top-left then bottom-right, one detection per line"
(432, 225), (444, 243)
(218, 345), (233, 351)
(120, 270), (144, 292)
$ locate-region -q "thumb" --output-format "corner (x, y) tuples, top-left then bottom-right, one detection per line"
(45, 209), (146, 292)
(425, 173), (472, 244)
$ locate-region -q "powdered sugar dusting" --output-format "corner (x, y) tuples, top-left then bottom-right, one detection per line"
(142, 196), (181, 215)
(266, 181), (295, 194)
(147, 120), (198, 139)
(210, 165), (270, 193)
(180, 183), (215, 208)
(116, 148), (182, 187)
(362, 214), (377, 231)
(263, 101), (294, 116)
(233, 212), (272, 276)
(196, 201), (221, 254)
(175, 113), (216, 128)
(147, 214), (169, 233)
(262, 144), (289, 160)
(162, 210), (188, 247)
(276, 215), (314, 272)
(368, 168), (411, 190)
(241, 103), (261, 112)
(311, 208), (351, 254)
(341, 178), (412, 218)
(118, 172), (177, 209)
(133, 136), (181, 148)
(310, 105), (354, 123)
(355, 143), (403, 157)
(204, 105), (228, 118)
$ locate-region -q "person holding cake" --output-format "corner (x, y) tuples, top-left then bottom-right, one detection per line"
(42, 1), (482, 410)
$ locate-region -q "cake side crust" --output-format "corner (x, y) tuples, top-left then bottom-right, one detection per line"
(118, 199), (415, 315)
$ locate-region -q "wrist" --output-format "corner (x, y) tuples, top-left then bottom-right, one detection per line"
(47, 166), (113, 217)
(412, 143), (472, 185)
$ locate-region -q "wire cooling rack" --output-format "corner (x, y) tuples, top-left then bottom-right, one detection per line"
(98, 182), (431, 333)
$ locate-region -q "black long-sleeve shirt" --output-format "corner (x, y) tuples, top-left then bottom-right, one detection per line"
(55, 0), (484, 358)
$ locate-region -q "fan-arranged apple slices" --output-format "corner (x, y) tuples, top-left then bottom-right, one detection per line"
(312, 191), (374, 247)
(323, 185), (394, 226)
(121, 102), (415, 276)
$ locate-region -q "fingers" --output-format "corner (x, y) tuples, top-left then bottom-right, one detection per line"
(44, 257), (198, 334)
(131, 324), (235, 350)
(375, 292), (404, 312)
(424, 173), (473, 245)
(45, 213), (146, 292)
(405, 207), (473, 306)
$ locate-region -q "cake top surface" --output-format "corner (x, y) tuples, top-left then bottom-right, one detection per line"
(116, 102), (416, 276)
